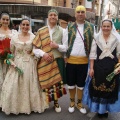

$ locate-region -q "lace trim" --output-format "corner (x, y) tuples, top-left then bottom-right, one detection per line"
(95, 35), (118, 59)
(2, 109), (45, 115)
(0, 29), (17, 40)
(92, 96), (117, 104)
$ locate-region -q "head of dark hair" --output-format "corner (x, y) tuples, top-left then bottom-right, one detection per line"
(102, 19), (113, 27)
(0, 11), (10, 19)
(20, 18), (30, 24)
(0, 11), (13, 29)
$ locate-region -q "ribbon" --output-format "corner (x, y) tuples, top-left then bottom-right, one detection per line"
(4, 53), (23, 75)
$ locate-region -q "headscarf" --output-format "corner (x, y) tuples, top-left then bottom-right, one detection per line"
(93, 19), (120, 60)
(75, 5), (86, 13)
(48, 9), (58, 16)
(95, 19), (120, 41)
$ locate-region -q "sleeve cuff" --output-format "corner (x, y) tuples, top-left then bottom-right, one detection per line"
(33, 49), (45, 58)
(41, 51), (45, 57)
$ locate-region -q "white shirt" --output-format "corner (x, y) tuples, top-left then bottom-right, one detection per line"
(33, 25), (68, 58)
(70, 23), (86, 57)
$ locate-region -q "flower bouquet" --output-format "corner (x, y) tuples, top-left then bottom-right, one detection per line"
(0, 37), (11, 61)
(0, 37), (23, 75)
(106, 63), (120, 82)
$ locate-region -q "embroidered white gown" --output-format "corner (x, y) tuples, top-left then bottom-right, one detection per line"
(0, 29), (17, 106)
(1, 33), (48, 115)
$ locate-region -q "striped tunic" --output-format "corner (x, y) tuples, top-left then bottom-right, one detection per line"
(33, 26), (62, 89)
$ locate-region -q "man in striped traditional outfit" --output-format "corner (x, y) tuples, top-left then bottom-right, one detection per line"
(66, 5), (94, 114)
(32, 9), (68, 113)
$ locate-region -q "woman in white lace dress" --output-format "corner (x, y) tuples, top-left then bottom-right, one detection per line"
(1, 19), (48, 115)
(0, 12), (17, 106)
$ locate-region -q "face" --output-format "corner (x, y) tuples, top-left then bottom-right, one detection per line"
(101, 21), (112, 36)
(20, 20), (30, 33)
(0, 14), (10, 27)
(75, 10), (86, 23)
(48, 12), (58, 25)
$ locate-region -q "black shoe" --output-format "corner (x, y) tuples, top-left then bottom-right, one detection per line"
(103, 113), (108, 118)
(97, 113), (104, 118)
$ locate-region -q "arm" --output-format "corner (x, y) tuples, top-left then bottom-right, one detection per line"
(10, 38), (15, 55)
(32, 30), (53, 63)
(58, 28), (68, 52)
(89, 59), (94, 77)
(89, 39), (97, 59)
(116, 41), (120, 63)
(33, 47), (45, 58)
(33, 47), (53, 63)
(89, 39), (97, 77)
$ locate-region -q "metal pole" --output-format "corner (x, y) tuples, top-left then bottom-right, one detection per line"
(98, 0), (104, 31)
(117, 0), (120, 17)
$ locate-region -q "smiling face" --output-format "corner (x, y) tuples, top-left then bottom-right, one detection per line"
(101, 20), (112, 36)
(20, 19), (30, 33)
(48, 12), (58, 25)
(0, 14), (10, 28)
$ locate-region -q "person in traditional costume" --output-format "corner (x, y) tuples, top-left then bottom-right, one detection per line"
(66, 5), (94, 114)
(1, 19), (47, 115)
(32, 9), (67, 113)
(0, 11), (17, 107)
(82, 19), (120, 118)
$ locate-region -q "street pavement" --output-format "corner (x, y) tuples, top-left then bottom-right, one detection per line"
(0, 89), (120, 120)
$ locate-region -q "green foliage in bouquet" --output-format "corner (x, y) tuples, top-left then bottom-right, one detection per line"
(4, 53), (23, 75)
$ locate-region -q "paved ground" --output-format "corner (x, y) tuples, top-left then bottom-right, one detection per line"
(0, 89), (120, 120)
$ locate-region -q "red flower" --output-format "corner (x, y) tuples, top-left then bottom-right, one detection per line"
(0, 38), (11, 59)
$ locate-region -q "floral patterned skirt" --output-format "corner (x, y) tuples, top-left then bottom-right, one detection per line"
(82, 75), (120, 114)
(89, 58), (119, 104)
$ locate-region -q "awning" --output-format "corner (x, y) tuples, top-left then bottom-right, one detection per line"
(0, 4), (95, 21)
(52, 6), (95, 20)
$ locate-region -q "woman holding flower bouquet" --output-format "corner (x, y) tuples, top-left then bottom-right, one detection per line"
(1, 19), (47, 115)
(0, 11), (17, 106)
(83, 19), (120, 118)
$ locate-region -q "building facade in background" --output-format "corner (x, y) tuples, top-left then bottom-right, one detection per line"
(0, 0), (95, 30)
(92, 0), (119, 31)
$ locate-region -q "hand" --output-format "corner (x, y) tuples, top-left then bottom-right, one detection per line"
(118, 70), (120, 73)
(50, 41), (59, 49)
(43, 53), (53, 63)
(89, 68), (94, 78)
